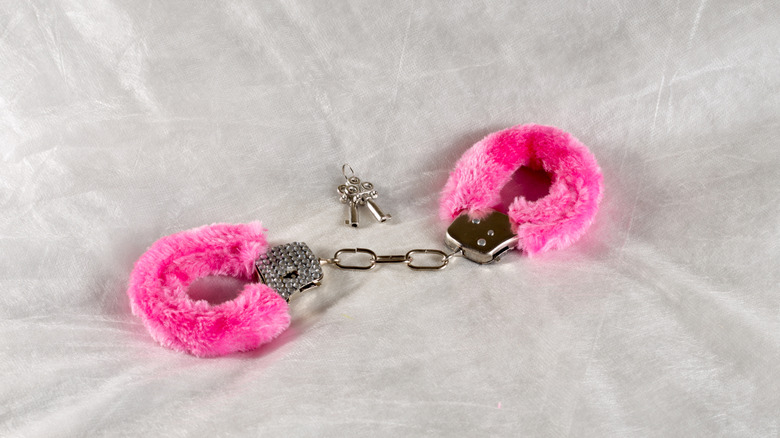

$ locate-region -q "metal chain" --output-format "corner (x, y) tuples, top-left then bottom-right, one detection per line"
(320, 247), (463, 271)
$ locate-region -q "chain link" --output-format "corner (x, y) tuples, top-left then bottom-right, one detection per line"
(320, 247), (463, 271)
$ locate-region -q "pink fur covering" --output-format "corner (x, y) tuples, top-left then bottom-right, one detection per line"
(127, 222), (290, 357)
(440, 124), (603, 255)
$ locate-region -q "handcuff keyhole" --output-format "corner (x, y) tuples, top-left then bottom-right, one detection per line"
(283, 271), (299, 280)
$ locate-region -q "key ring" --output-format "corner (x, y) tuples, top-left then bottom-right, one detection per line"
(342, 163), (355, 181)
(127, 124), (603, 356)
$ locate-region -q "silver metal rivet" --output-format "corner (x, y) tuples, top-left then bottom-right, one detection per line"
(487, 230), (495, 236)
(477, 238), (487, 246)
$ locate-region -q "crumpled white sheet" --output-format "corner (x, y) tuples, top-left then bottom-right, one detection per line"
(1, 0), (778, 436)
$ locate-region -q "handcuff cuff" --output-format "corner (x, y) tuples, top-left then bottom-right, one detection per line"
(127, 124), (603, 357)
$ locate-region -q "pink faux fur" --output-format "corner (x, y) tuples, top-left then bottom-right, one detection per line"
(440, 124), (603, 255)
(127, 222), (290, 357)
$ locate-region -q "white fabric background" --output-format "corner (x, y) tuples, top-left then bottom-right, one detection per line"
(1, 0), (778, 436)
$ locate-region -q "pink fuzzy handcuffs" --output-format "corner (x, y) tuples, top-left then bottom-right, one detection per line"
(127, 124), (602, 357)
(127, 223), (290, 357)
(440, 124), (603, 255)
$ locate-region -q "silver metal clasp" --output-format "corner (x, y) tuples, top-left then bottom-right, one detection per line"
(255, 242), (324, 302)
(445, 211), (518, 264)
